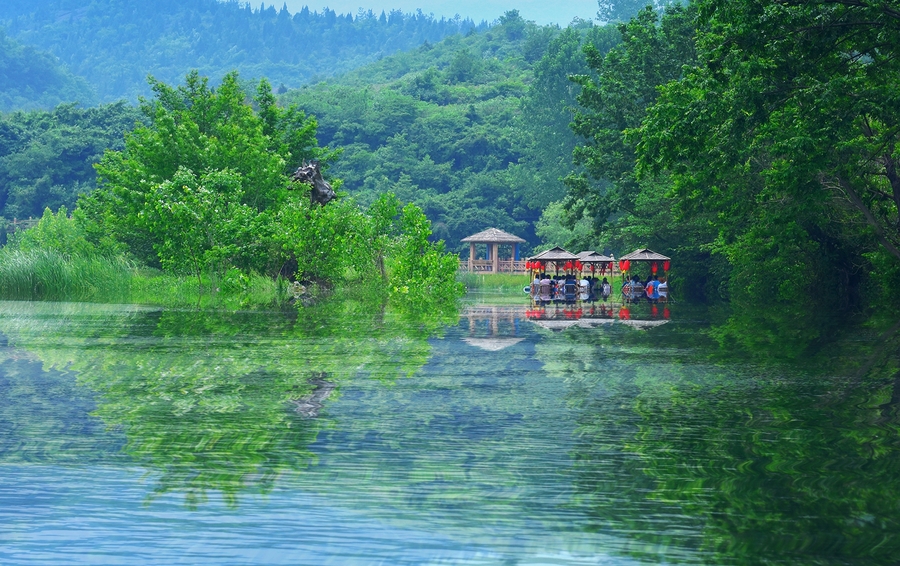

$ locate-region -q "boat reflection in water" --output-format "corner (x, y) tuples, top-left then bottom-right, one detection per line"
(526, 303), (670, 332)
(463, 303), (671, 336)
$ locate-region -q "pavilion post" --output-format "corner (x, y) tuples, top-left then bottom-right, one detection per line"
(469, 242), (475, 272)
(492, 243), (499, 273)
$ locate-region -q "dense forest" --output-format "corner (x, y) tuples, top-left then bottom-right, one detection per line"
(0, 7), (624, 254)
(282, 12), (620, 251)
(562, 0), (899, 344)
(0, 0), (485, 102)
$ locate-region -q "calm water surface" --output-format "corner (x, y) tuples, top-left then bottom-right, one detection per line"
(0, 298), (898, 565)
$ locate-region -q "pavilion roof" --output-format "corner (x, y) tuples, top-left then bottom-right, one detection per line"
(619, 248), (670, 261)
(527, 246), (580, 262)
(578, 251), (615, 263)
(461, 227), (526, 244)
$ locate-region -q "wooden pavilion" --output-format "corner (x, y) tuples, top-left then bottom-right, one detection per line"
(578, 251), (617, 276)
(619, 248), (671, 263)
(618, 248), (671, 276)
(526, 246), (581, 274)
(461, 228), (527, 273)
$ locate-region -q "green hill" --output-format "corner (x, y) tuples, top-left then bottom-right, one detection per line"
(0, 0), (484, 103)
(283, 13), (620, 252)
(0, 28), (95, 112)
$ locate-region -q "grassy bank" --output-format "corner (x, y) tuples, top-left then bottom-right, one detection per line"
(457, 273), (532, 292)
(0, 249), (296, 308)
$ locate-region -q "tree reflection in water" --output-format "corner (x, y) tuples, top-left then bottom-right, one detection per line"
(536, 304), (900, 565)
(0, 297), (457, 508)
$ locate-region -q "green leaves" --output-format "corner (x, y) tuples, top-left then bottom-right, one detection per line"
(636, 0), (900, 310)
(86, 72), (316, 276)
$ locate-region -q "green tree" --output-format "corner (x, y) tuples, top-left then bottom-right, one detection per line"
(82, 71), (321, 276)
(638, 0), (899, 307)
(0, 102), (141, 222)
(564, 5), (717, 296)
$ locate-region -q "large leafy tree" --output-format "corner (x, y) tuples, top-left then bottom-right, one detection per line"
(82, 71), (324, 276)
(638, 0), (900, 304)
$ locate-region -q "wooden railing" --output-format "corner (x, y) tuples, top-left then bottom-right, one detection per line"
(459, 259), (529, 274)
(459, 259), (626, 277)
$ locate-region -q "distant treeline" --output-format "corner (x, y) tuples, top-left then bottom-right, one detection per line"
(0, 0), (486, 102)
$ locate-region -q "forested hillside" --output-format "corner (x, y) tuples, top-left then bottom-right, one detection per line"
(283, 12), (620, 252)
(0, 0), (484, 102)
(0, 102), (141, 229)
(0, 29), (95, 112)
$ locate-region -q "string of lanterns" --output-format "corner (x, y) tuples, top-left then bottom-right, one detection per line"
(526, 258), (670, 275)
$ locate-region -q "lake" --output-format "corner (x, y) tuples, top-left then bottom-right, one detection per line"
(0, 297), (898, 565)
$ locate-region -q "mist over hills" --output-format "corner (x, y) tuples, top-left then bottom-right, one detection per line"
(0, 29), (95, 112)
(0, 0), (484, 102)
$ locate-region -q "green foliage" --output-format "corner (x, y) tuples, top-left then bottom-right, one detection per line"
(283, 19), (622, 254)
(597, 0), (681, 23)
(0, 248), (132, 301)
(73, 71), (462, 303)
(635, 0), (899, 311)
(8, 206), (95, 256)
(535, 200), (597, 250)
(387, 203), (464, 302)
(563, 4), (716, 297)
(83, 71), (321, 276)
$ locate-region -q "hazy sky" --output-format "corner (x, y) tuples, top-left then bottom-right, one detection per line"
(280, 1), (601, 26)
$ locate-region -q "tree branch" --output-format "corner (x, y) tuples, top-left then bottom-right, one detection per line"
(835, 173), (900, 261)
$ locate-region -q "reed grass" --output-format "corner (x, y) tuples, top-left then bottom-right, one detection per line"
(125, 268), (292, 309)
(0, 249), (133, 302)
(0, 249), (294, 309)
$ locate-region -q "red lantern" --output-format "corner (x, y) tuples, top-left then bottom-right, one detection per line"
(618, 260), (626, 272)
(565, 261), (573, 270)
(651, 262), (658, 274)
(618, 307), (630, 320)
(651, 305), (659, 317)
(590, 264), (596, 273)
(663, 307), (671, 319)
(663, 260), (671, 272)
(575, 260), (583, 271)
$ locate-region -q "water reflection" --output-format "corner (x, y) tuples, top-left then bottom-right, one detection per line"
(462, 306), (526, 350)
(0, 299), (455, 508)
(1, 297), (899, 565)
(534, 307), (900, 565)
(525, 303), (671, 332)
